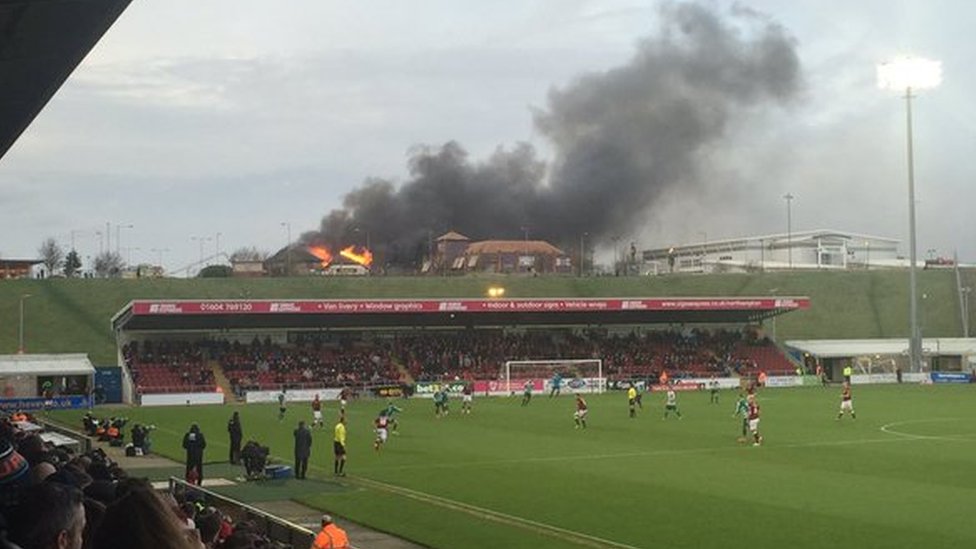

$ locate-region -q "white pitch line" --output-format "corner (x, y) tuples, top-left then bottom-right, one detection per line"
(351, 475), (641, 549)
(879, 417), (976, 441)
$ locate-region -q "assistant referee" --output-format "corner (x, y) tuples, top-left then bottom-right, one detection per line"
(333, 415), (347, 477)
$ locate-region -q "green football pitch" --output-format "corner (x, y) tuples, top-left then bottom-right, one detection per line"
(51, 384), (976, 548)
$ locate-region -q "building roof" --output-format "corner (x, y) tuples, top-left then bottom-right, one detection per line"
(265, 245), (320, 264)
(436, 231), (470, 242)
(465, 240), (565, 256)
(0, 0), (133, 160)
(0, 354), (95, 376)
(644, 229), (900, 259)
(786, 338), (976, 358)
(0, 259), (42, 267)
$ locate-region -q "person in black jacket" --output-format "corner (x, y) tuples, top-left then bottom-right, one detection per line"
(182, 423), (207, 485)
(293, 420), (312, 480)
(228, 411), (243, 464)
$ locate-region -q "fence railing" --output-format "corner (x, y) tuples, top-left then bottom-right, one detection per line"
(167, 476), (315, 548)
(37, 418), (92, 453)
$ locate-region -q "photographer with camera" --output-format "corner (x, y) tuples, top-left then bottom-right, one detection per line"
(130, 423), (155, 455)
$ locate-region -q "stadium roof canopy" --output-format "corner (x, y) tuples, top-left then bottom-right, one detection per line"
(112, 297), (810, 333)
(0, 354), (95, 376)
(786, 338), (976, 358)
(0, 0), (132, 160)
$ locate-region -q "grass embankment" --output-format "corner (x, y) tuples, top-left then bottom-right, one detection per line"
(0, 270), (969, 364)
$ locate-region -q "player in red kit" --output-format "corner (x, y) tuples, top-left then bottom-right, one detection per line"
(837, 382), (856, 420)
(374, 412), (389, 452)
(461, 383), (474, 415)
(573, 394), (588, 429)
(747, 394), (763, 446)
(311, 394), (323, 428)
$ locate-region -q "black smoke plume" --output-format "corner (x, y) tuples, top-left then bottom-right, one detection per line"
(307, 2), (801, 268)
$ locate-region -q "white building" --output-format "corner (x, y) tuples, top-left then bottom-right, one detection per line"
(642, 229), (900, 274)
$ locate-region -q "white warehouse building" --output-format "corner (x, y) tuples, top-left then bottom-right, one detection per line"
(642, 229), (901, 274)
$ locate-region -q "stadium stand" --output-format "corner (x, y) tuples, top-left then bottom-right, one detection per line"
(124, 329), (796, 395)
(124, 340), (216, 394)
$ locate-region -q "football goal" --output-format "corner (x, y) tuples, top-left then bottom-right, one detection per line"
(504, 359), (605, 394)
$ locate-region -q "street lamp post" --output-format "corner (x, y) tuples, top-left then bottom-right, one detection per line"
(759, 238), (765, 272)
(150, 248), (170, 268)
(579, 233), (588, 277)
(698, 231), (708, 271)
(215, 232), (222, 263)
(280, 222), (292, 276)
(611, 236), (620, 275)
(124, 247), (140, 266)
(191, 236), (211, 268)
(354, 227), (370, 250)
(783, 194), (794, 269)
(18, 294), (32, 353)
(115, 224), (134, 255)
(878, 55), (942, 372)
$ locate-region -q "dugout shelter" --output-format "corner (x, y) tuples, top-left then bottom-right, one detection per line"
(0, 353), (95, 404)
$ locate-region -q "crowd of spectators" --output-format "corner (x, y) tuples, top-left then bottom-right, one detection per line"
(0, 411), (294, 548)
(124, 340), (215, 393)
(125, 328), (792, 396)
(394, 327), (787, 381)
(214, 337), (400, 396)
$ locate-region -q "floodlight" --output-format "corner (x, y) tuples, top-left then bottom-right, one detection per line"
(877, 56), (942, 91)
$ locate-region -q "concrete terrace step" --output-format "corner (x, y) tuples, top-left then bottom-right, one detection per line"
(253, 500), (425, 549)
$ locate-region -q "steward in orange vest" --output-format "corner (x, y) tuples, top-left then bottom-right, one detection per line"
(312, 515), (349, 549)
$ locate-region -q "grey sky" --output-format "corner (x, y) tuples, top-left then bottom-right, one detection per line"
(1, 0), (973, 273)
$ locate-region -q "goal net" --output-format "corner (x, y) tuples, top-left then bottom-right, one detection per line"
(504, 359), (605, 395)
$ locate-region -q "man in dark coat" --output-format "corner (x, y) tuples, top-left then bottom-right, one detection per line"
(228, 411), (243, 464)
(182, 423), (207, 485)
(293, 420), (312, 480)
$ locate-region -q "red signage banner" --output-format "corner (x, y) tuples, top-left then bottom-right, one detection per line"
(129, 297), (809, 316)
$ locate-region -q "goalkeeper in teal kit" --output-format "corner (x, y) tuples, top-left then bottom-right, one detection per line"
(549, 372), (563, 398)
(733, 393), (749, 442)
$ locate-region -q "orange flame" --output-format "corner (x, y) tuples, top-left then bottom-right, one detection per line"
(307, 245), (333, 268)
(340, 245), (373, 267)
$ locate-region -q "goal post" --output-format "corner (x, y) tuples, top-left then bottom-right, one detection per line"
(504, 359), (605, 394)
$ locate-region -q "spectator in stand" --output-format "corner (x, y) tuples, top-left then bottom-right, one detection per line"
(182, 424), (207, 486)
(227, 412), (243, 465)
(293, 421), (312, 480)
(94, 479), (202, 549)
(7, 482), (85, 549)
(193, 506), (224, 548)
(312, 514), (349, 549)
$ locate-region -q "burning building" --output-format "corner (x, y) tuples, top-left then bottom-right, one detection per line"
(264, 243), (373, 277)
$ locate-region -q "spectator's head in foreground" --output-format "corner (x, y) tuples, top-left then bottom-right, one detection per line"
(8, 482), (85, 549)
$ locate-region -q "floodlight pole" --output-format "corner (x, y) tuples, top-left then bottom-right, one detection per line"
(783, 193), (794, 269)
(903, 87), (923, 372)
(281, 222), (291, 276)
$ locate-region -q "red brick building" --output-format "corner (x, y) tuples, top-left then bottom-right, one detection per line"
(0, 259), (41, 279)
(432, 232), (572, 275)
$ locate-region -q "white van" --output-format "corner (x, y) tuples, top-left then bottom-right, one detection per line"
(322, 264), (369, 276)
